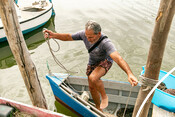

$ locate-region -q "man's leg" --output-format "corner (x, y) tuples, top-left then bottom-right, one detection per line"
(88, 67), (108, 110)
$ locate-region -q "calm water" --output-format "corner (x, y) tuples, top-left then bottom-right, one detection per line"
(0, 0), (175, 116)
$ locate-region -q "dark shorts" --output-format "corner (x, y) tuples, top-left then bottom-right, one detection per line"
(86, 59), (112, 76)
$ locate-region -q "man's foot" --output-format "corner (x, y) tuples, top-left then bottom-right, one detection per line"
(97, 107), (103, 112)
(100, 95), (108, 109)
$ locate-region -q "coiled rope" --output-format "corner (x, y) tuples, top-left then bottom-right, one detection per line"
(43, 28), (76, 75)
(43, 28), (82, 94)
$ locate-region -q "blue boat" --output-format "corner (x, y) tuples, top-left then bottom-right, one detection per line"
(141, 67), (175, 112)
(46, 73), (153, 117)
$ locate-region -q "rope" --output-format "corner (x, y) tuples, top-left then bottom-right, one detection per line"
(43, 28), (82, 93)
(50, 72), (84, 93)
(43, 28), (77, 75)
(139, 75), (159, 91)
(123, 86), (133, 117)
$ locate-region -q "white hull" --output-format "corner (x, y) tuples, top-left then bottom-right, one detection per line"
(0, 0), (53, 42)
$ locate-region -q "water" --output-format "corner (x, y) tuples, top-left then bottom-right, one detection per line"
(0, 0), (175, 116)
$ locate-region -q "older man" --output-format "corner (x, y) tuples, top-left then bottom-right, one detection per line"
(44, 20), (138, 111)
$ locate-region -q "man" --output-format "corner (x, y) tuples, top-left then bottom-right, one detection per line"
(43, 20), (138, 111)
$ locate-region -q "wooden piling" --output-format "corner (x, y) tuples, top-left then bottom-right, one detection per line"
(132, 0), (175, 116)
(0, 0), (47, 109)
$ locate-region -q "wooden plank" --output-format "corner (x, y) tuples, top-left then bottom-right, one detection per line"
(108, 94), (137, 106)
(152, 105), (175, 117)
(103, 112), (117, 117)
(67, 76), (140, 92)
(60, 84), (106, 117)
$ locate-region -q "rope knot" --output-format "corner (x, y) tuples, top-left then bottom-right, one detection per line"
(139, 75), (159, 91)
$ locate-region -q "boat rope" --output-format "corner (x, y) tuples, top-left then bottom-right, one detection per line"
(136, 67), (175, 117)
(123, 86), (133, 117)
(46, 61), (84, 93)
(139, 75), (159, 91)
(43, 28), (77, 75)
(43, 28), (82, 93)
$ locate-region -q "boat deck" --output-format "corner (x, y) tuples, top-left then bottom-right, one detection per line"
(0, 0), (52, 27)
(18, 0), (52, 21)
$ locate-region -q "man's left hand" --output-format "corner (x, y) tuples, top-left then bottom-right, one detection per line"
(128, 74), (138, 86)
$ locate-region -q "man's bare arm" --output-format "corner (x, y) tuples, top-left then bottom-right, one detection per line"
(110, 51), (138, 86)
(43, 29), (73, 41)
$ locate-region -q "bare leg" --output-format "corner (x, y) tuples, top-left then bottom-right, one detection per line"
(88, 67), (108, 110)
(96, 80), (108, 109)
(88, 80), (101, 110)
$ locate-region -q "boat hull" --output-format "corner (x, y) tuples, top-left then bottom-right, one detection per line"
(0, 97), (66, 117)
(46, 73), (100, 117)
(0, 0), (53, 42)
(46, 73), (144, 117)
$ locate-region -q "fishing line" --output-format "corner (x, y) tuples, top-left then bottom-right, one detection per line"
(43, 28), (77, 75)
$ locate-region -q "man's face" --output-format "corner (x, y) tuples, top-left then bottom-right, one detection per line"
(85, 29), (101, 44)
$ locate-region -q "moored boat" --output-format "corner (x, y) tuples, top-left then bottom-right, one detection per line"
(46, 73), (153, 117)
(0, 0), (53, 42)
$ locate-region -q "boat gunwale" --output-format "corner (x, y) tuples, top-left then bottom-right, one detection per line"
(67, 75), (140, 92)
(0, 97), (66, 117)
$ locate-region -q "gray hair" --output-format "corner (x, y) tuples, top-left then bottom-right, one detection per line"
(85, 20), (101, 34)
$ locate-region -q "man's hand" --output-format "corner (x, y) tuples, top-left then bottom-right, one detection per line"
(128, 74), (138, 86)
(43, 29), (55, 39)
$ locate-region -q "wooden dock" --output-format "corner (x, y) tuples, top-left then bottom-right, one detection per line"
(152, 104), (175, 117)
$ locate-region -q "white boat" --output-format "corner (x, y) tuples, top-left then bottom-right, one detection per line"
(0, 16), (55, 69)
(0, 0), (53, 42)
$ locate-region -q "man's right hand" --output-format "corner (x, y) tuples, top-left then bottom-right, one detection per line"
(43, 29), (73, 41)
(43, 29), (55, 39)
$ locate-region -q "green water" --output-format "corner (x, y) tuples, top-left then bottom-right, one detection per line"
(0, 0), (175, 116)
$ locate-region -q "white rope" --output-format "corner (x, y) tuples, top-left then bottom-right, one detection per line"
(136, 67), (175, 117)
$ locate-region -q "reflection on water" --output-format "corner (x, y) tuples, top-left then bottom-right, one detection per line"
(0, 0), (175, 116)
(0, 16), (55, 69)
(55, 101), (78, 117)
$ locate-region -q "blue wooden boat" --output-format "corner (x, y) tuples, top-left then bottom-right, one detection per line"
(0, 0), (54, 42)
(46, 73), (153, 117)
(141, 67), (175, 112)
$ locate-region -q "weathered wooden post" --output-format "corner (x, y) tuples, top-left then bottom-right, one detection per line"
(133, 0), (175, 116)
(0, 0), (47, 109)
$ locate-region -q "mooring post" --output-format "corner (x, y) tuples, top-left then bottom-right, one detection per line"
(132, 0), (175, 117)
(0, 0), (47, 109)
